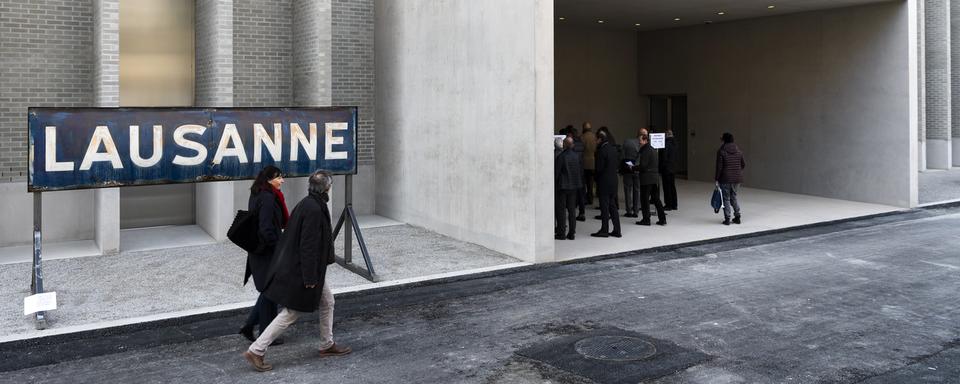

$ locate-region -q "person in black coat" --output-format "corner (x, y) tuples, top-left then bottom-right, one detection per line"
(555, 137), (583, 240)
(243, 171), (351, 372)
(591, 130), (622, 238)
(239, 166), (288, 343)
(635, 134), (667, 226)
(659, 130), (679, 210)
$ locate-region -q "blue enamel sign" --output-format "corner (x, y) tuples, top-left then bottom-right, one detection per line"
(28, 107), (358, 191)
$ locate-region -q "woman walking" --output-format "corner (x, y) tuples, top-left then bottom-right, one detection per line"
(239, 165), (289, 344)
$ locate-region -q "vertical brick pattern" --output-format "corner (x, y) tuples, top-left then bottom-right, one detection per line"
(952, 0), (960, 137)
(333, 0), (375, 165)
(233, 0), (292, 107)
(926, 0), (951, 140)
(919, 0), (926, 142)
(195, 0), (234, 107)
(0, 0), (93, 183)
(293, 0), (332, 106)
(94, 0), (119, 107)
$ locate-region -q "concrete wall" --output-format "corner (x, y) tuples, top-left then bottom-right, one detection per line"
(555, 25), (644, 142)
(637, 2), (913, 207)
(375, 0), (555, 262)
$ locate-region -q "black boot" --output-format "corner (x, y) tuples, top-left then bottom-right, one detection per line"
(722, 217), (730, 226)
(732, 215), (741, 224)
(239, 325), (255, 342)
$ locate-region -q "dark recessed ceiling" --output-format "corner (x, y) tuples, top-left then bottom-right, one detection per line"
(555, 0), (898, 31)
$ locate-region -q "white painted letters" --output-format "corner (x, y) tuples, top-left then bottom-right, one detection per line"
(253, 123), (282, 163)
(290, 123), (318, 161)
(129, 125), (163, 167)
(79, 126), (123, 170)
(324, 122), (348, 160)
(44, 126), (75, 172)
(212, 124), (249, 164)
(172, 124), (208, 166)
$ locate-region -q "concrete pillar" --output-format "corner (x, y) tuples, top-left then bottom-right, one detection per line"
(533, 0), (556, 263)
(926, 0), (952, 169)
(919, 0), (927, 171)
(952, 0), (960, 165)
(195, 0), (236, 240)
(93, 0), (121, 255)
(292, 0), (335, 209)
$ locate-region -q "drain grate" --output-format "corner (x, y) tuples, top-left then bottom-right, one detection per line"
(575, 336), (657, 361)
(516, 327), (711, 384)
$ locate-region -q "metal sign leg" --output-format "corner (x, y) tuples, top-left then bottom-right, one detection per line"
(33, 192), (47, 330)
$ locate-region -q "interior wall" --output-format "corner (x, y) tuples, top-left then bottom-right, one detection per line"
(637, 2), (912, 207)
(375, 0), (555, 262)
(555, 24), (645, 142)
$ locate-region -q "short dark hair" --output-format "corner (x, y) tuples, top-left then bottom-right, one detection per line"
(722, 132), (735, 143)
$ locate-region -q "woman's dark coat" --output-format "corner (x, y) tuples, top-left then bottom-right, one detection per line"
(244, 190), (283, 292)
(262, 191), (336, 313)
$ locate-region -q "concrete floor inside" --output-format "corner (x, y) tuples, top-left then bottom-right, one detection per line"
(555, 179), (901, 262)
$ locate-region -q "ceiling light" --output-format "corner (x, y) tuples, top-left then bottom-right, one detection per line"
(674, 17), (681, 21)
(597, 20), (605, 24)
(768, 5), (776, 9)
(559, 17), (566, 21)
(717, 11), (726, 15)
(635, 23), (641, 26)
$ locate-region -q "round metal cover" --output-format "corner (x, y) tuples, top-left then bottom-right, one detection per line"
(574, 336), (657, 361)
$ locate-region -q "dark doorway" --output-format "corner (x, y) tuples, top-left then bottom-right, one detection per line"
(649, 95), (688, 177)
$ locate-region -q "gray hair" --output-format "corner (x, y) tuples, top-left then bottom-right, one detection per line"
(308, 171), (333, 194)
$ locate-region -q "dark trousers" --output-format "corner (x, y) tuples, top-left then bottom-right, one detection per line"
(577, 184), (586, 216)
(598, 190), (621, 233)
(661, 172), (677, 209)
(555, 189), (578, 235)
(584, 170), (596, 204)
(244, 293), (279, 334)
(640, 184), (666, 223)
(622, 173), (639, 215)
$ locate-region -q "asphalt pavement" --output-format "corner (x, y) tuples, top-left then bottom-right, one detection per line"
(2, 206), (958, 384)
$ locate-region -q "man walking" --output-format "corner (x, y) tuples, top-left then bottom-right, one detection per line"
(715, 132), (746, 225)
(555, 137), (583, 240)
(636, 134), (667, 226)
(243, 171), (352, 372)
(591, 130), (622, 238)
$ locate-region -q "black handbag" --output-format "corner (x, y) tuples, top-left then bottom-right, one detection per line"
(227, 209), (260, 252)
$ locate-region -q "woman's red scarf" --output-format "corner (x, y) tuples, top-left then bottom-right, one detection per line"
(269, 186), (290, 228)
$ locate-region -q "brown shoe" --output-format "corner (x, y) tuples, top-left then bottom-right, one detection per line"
(243, 350), (273, 372)
(319, 343), (352, 357)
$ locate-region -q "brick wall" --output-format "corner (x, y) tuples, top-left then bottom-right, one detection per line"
(233, 0), (292, 107)
(0, 0), (93, 182)
(196, 0), (234, 107)
(333, 0), (375, 165)
(952, 0), (960, 137)
(926, 0), (951, 140)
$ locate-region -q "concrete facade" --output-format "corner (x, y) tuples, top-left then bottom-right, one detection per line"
(926, 0), (953, 169)
(634, 2), (913, 207)
(375, 0), (555, 263)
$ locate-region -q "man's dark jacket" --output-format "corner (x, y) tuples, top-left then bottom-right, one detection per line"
(555, 148), (584, 191)
(659, 137), (677, 175)
(636, 143), (660, 186)
(245, 190), (284, 292)
(594, 140), (620, 195)
(715, 143), (746, 184)
(263, 191), (336, 312)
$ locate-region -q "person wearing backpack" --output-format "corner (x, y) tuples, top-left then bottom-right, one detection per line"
(239, 165), (289, 344)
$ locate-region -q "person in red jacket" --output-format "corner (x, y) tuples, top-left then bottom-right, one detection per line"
(715, 132), (746, 225)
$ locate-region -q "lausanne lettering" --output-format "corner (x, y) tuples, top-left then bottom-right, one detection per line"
(43, 122), (349, 172)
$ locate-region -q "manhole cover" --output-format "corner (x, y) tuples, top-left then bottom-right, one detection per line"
(574, 336), (657, 361)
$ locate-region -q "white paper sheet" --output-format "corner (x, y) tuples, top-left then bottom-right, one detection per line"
(24, 292), (57, 316)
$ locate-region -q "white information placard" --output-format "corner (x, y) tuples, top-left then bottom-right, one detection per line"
(24, 292), (57, 316)
(650, 133), (666, 149)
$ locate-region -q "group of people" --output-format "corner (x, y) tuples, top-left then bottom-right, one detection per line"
(239, 166), (352, 372)
(555, 122), (746, 239)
